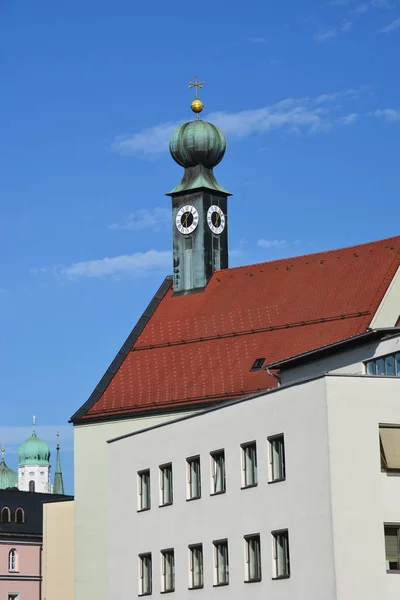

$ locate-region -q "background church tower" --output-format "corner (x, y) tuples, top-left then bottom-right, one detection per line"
(167, 77), (231, 293)
(18, 417), (51, 493)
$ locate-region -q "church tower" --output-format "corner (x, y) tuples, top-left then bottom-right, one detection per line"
(18, 417), (51, 493)
(167, 77), (231, 294)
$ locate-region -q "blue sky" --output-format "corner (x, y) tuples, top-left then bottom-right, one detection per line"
(1, 0), (399, 494)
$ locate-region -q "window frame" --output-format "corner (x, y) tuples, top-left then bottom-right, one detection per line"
(241, 442), (258, 489)
(161, 548), (175, 593)
(244, 534), (262, 583)
(189, 544), (204, 589)
(384, 523), (400, 572)
(187, 456), (201, 501)
(1, 506), (11, 523)
(380, 425), (400, 472)
(210, 449), (226, 495)
(365, 351), (400, 377)
(138, 470), (151, 512)
(272, 529), (290, 580)
(268, 434), (286, 483)
(139, 553), (152, 596)
(213, 539), (229, 586)
(15, 508), (25, 524)
(159, 463), (173, 507)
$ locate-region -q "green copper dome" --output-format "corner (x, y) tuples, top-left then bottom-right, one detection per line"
(18, 431), (50, 466)
(0, 447), (18, 490)
(170, 120), (226, 169)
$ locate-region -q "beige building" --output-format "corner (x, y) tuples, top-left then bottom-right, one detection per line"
(42, 499), (74, 600)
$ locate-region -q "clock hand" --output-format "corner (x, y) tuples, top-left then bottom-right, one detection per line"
(215, 213), (220, 227)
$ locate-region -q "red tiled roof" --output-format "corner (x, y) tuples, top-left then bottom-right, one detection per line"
(72, 235), (400, 421)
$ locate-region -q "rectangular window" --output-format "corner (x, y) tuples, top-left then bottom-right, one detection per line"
(139, 553), (152, 595)
(380, 426), (400, 471)
(244, 535), (261, 582)
(272, 530), (290, 578)
(385, 525), (400, 571)
(160, 464), (173, 506)
(242, 442), (258, 488)
(189, 544), (203, 589)
(187, 456), (201, 500)
(268, 435), (286, 482)
(138, 470), (151, 511)
(214, 540), (229, 585)
(8, 595), (19, 600)
(161, 549), (175, 592)
(211, 450), (226, 494)
(366, 352), (400, 377)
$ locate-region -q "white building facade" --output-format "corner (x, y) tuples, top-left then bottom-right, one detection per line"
(108, 331), (400, 600)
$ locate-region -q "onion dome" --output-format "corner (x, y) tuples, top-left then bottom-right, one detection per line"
(0, 444), (18, 490)
(169, 120), (226, 169)
(18, 423), (50, 467)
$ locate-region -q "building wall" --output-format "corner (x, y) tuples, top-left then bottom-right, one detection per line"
(42, 500), (74, 600)
(326, 375), (400, 600)
(108, 378), (337, 600)
(0, 540), (41, 599)
(280, 335), (400, 386)
(74, 410), (199, 600)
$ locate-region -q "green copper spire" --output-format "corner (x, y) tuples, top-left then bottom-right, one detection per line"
(0, 443), (18, 490)
(53, 432), (64, 495)
(168, 120), (231, 196)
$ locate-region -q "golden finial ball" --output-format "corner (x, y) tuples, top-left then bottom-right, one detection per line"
(191, 99), (204, 114)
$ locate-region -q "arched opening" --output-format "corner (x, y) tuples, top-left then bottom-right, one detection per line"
(1, 506), (11, 523)
(29, 480), (35, 492)
(15, 508), (25, 524)
(8, 548), (17, 572)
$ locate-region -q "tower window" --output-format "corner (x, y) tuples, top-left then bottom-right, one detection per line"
(184, 237), (193, 250)
(15, 508), (25, 524)
(29, 480), (35, 492)
(1, 507), (11, 523)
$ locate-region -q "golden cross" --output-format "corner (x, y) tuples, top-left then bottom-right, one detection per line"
(189, 76), (204, 99)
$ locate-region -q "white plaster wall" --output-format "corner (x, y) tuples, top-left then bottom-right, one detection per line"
(74, 410), (199, 600)
(18, 464), (50, 493)
(280, 334), (400, 386)
(370, 265), (400, 329)
(108, 378), (337, 600)
(326, 375), (400, 600)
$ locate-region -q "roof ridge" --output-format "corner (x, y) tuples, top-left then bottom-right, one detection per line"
(222, 234), (400, 275)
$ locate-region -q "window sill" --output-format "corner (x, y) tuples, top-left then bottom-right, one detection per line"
(8, 570), (19, 574)
(213, 582), (229, 587)
(188, 586), (204, 590)
(161, 589), (175, 594)
(159, 502), (173, 508)
(244, 578), (262, 583)
(137, 507), (151, 513)
(138, 593), (152, 596)
(186, 496), (201, 502)
(268, 478), (286, 485)
(241, 483), (258, 490)
(210, 490), (226, 497)
(272, 574), (290, 580)
(387, 570), (400, 574)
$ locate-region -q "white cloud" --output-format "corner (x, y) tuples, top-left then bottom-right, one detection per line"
(110, 208), (170, 231)
(336, 112), (358, 124)
(314, 20), (352, 41)
(379, 17), (400, 32)
(2, 425), (73, 454)
(375, 108), (400, 120)
(257, 239), (287, 248)
(112, 90), (365, 157)
(60, 250), (171, 279)
(112, 122), (179, 156)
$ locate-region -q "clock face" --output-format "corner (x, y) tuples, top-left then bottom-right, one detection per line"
(176, 205), (199, 235)
(207, 205), (226, 235)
